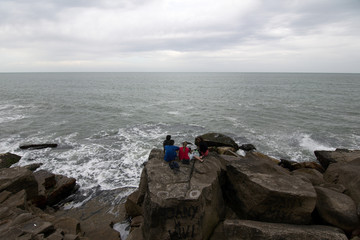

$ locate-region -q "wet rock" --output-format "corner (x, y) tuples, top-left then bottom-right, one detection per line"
(210, 219), (347, 240)
(314, 149), (360, 169)
(238, 144), (256, 152)
(20, 143), (58, 150)
(198, 132), (239, 150)
(223, 154), (316, 224)
(0, 152), (22, 168)
(324, 157), (360, 205)
(141, 149), (226, 240)
(245, 151), (280, 164)
(279, 159), (325, 173)
(0, 167), (38, 201)
(315, 186), (360, 232)
(24, 163), (43, 172)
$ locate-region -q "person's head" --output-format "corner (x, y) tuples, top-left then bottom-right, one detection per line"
(169, 139), (175, 145)
(182, 141), (187, 147)
(166, 135), (171, 141)
(195, 137), (203, 144)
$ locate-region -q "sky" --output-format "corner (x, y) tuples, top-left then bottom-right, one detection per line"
(0, 0), (359, 73)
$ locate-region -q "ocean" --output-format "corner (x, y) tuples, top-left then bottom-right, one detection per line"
(1, 72), (359, 202)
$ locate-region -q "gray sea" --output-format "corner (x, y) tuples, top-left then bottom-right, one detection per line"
(1, 72), (359, 202)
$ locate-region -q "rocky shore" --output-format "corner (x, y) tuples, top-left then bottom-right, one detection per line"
(124, 133), (360, 240)
(1, 133), (360, 240)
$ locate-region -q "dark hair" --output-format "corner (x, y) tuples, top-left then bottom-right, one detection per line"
(166, 135), (171, 141)
(170, 139), (175, 145)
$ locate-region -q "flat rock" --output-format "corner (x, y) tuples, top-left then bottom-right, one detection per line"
(223, 154), (316, 224)
(315, 186), (359, 232)
(141, 149), (226, 240)
(0, 152), (22, 168)
(210, 219), (347, 240)
(315, 149), (360, 169)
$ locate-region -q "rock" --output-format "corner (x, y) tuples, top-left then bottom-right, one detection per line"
(131, 215), (144, 228)
(0, 167), (38, 201)
(223, 154), (316, 224)
(315, 186), (360, 232)
(3, 189), (28, 210)
(125, 190), (143, 217)
(54, 189), (123, 240)
(0, 152), (22, 168)
(279, 159), (301, 171)
(0, 190), (12, 203)
(141, 149), (226, 240)
(19, 143), (58, 150)
(245, 151), (280, 164)
(23, 163), (43, 171)
(53, 217), (81, 235)
(217, 146), (237, 155)
(314, 149), (360, 169)
(300, 161), (325, 173)
(319, 183), (346, 193)
(238, 144), (256, 152)
(34, 170), (76, 206)
(127, 227), (144, 240)
(210, 219), (347, 240)
(198, 132), (239, 150)
(292, 168), (325, 186)
(324, 157), (360, 205)
(34, 170), (57, 190)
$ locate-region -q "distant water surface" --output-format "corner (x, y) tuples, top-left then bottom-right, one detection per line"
(0, 72), (359, 200)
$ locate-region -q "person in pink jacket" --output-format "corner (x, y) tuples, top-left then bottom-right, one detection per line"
(179, 141), (191, 164)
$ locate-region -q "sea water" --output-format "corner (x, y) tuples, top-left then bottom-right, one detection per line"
(0, 72), (359, 201)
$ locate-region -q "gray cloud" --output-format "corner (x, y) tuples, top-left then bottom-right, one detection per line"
(0, 0), (359, 72)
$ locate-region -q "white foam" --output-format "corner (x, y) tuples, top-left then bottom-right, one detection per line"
(168, 111), (180, 115)
(299, 133), (335, 153)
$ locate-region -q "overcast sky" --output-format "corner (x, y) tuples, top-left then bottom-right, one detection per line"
(1, 0), (359, 72)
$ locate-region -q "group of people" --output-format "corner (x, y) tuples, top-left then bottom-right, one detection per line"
(163, 135), (209, 170)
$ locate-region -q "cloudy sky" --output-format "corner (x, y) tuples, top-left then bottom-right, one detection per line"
(1, 0), (359, 72)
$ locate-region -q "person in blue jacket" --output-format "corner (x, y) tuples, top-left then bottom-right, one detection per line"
(164, 139), (180, 170)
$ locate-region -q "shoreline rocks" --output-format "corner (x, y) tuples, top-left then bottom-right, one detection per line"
(125, 133), (360, 240)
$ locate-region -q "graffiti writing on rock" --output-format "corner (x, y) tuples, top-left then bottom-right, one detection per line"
(168, 219), (195, 239)
(164, 206), (198, 220)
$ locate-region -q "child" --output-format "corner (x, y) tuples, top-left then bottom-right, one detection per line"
(179, 141), (190, 164)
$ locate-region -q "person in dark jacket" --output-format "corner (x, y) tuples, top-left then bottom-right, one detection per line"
(163, 135), (172, 153)
(194, 137), (208, 163)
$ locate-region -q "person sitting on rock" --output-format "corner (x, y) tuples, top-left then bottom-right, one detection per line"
(194, 137), (208, 163)
(163, 135), (172, 153)
(179, 141), (191, 165)
(164, 139), (180, 170)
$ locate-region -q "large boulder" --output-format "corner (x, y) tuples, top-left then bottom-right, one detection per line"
(223, 153), (317, 224)
(210, 219), (347, 240)
(0, 167), (38, 201)
(315, 186), (359, 232)
(141, 149), (226, 240)
(324, 157), (360, 205)
(197, 133), (239, 150)
(314, 149), (360, 170)
(0, 152), (21, 168)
